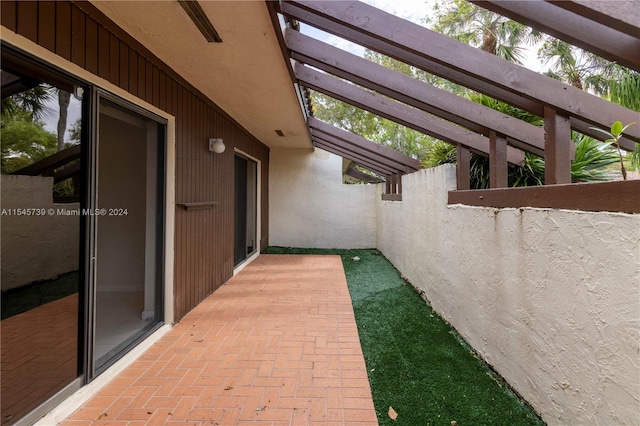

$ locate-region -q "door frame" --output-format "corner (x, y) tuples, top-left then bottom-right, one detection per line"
(88, 91), (168, 377)
(233, 148), (261, 274)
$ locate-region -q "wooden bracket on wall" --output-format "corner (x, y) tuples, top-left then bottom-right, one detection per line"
(178, 201), (219, 211)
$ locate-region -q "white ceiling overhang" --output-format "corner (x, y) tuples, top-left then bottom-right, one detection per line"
(91, 0), (311, 149)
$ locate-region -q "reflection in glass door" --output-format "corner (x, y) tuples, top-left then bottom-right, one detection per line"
(234, 154), (258, 266)
(93, 98), (164, 373)
(1, 67), (83, 424)
(1, 54), (167, 423)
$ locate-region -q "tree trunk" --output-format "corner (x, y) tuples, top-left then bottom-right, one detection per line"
(570, 74), (583, 90)
(481, 28), (497, 55)
(57, 91), (71, 151)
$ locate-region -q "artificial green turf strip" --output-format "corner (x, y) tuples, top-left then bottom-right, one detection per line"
(264, 247), (545, 426)
(1, 271), (79, 320)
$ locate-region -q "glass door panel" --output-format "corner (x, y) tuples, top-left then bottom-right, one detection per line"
(93, 98), (164, 372)
(234, 154), (257, 266)
(1, 69), (82, 424)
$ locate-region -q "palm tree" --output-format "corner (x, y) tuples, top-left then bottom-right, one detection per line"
(538, 41), (640, 171)
(609, 67), (640, 111)
(429, 0), (543, 65)
(537, 39), (615, 93)
(1, 84), (56, 122)
(57, 91), (72, 151)
(2, 84), (74, 153)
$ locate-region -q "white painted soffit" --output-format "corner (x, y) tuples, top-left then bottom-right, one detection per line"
(90, 0), (311, 149)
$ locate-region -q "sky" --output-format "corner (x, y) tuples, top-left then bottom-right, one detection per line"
(300, 0), (546, 73)
(42, 95), (82, 137)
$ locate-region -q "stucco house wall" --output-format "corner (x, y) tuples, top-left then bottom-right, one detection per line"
(376, 164), (640, 425)
(269, 147), (377, 249)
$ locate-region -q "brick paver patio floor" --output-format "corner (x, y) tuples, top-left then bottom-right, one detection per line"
(2, 295), (78, 425)
(64, 254), (378, 425)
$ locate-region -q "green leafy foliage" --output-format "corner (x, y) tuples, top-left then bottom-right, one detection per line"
(1, 110), (57, 173)
(422, 141), (491, 189)
(0, 84), (56, 122)
(609, 68), (640, 111)
(312, 91), (433, 159)
(428, 0), (542, 64)
(467, 93), (543, 125)
(422, 140), (456, 168)
(509, 154), (545, 187)
(424, 132), (619, 188)
(538, 39), (627, 93)
(590, 121), (636, 180)
(513, 133), (620, 185)
(570, 132), (620, 181)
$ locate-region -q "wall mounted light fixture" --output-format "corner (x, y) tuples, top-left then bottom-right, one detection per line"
(209, 138), (225, 154)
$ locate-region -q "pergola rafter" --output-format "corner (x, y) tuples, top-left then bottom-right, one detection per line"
(309, 117), (421, 173)
(297, 63), (526, 165)
(470, 0), (640, 71)
(309, 117), (420, 195)
(312, 138), (397, 176)
(278, 0), (639, 151)
(547, 0), (640, 38)
(309, 118), (421, 169)
(344, 166), (384, 184)
(286, 29), (546, 156)
(269, 0), (639, 190)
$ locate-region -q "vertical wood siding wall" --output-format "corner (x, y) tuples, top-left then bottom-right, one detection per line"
(1, 0), (270, 320)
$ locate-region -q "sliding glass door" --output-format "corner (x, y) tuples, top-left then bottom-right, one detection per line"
(1, 49), (166, 424)
(92, 96), (165, 374)
(234, 154), (258, 266)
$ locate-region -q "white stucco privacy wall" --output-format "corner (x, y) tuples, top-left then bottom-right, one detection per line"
(1, 175), (80, 290)
(269, 148), (377, 248)
(376, 164), (640, 425)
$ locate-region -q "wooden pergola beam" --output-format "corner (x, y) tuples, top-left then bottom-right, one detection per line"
(280, 1), (640, 144)
(309, 117), (421, 170)
(12, 145), (81, 176)
(311, 133), (412, 175)
(286, 29), (546, 154)
(544, 107), (572, 184)
(345, 166), (383, 184)
(456, 144), (471, 191)
(548, 0), (640, 39)
(278, 1), (635, 150)
(296, 63), (526, 165)
(312, 138), (398, 176)
(471, 0), (640, 71)
(314, 139), (389, 174)
(489, 131), (508, 188)
(280, 1), (541, 114)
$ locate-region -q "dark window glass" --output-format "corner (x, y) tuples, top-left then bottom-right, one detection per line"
(1, 68), (82, 425)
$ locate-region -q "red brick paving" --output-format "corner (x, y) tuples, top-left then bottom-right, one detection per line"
(63, 254), (378, 425)
(1, 294), (79, 425)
